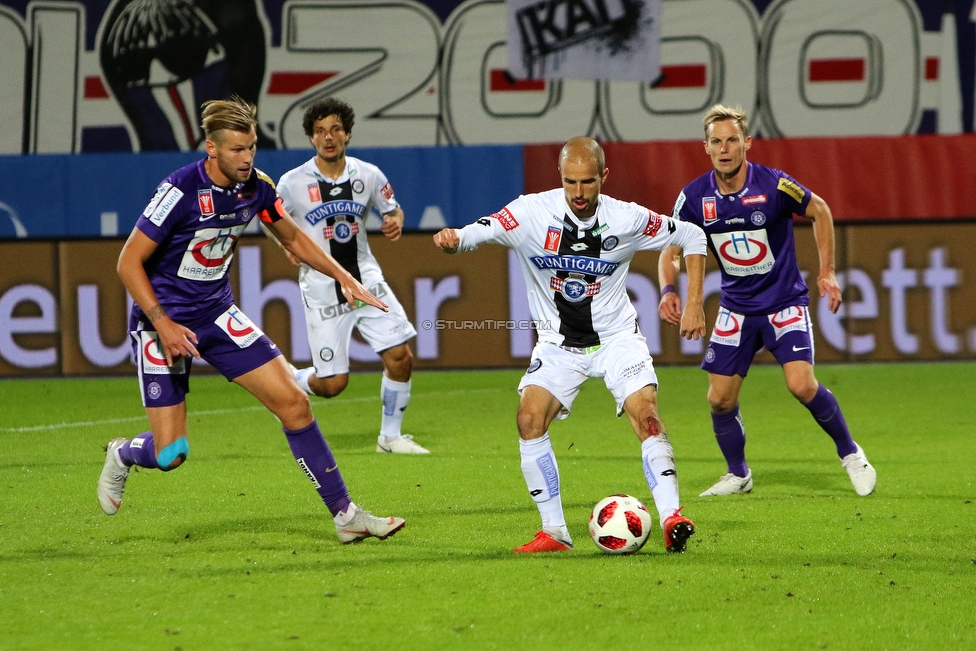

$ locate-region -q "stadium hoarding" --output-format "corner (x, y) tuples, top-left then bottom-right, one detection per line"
(1, 224), (974, 377)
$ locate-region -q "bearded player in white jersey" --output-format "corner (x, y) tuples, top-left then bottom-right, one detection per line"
(277, 98), (426, 455)
(434, 137), (708, 553)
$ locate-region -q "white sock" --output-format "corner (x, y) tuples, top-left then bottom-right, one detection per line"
(334, 502), (358, 526)
(379, 376), (411, 441)
(641, 434), (681, 527)
(295, 367), (315, 396)
(519, 434), (569, 540)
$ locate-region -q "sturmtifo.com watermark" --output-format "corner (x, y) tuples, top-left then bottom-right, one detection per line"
(421, 319), (551, 330)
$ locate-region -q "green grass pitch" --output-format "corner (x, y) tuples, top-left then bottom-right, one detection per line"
(1, 362), (974, 650)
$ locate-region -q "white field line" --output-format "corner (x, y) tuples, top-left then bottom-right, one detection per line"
(1, 386), (509, 433)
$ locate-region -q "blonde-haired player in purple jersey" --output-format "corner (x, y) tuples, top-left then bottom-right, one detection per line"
(659, 104), (876, 498)
(98, 97), (405, 544)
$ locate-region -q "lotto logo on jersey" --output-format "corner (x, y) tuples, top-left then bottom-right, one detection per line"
(216, 306), (264, 348)
(178, 224), (247, 281)
(307, 183), (322, 203)
(143, 183), (184, 227)
(643, 210), (663, 237)
(198, 189), (215, 216)
(769, 306), (809, 340)
(138, 331), (187, 375)
(702, 197), (718, 224)
(491, 207), (519, 231)
(381, 182), (394, 201)
(710, 230), (775, 277)
(544, 226), (562, 252)
(710, 308), (744, 347)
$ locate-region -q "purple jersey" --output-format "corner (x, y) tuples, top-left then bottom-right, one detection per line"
(134, 159), (284, 326)
(674, 162), (812, 315)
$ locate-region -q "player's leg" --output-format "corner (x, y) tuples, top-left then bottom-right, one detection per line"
(699, 309), (759, 496)
(621, 386), (695, 553)
(376, 342), (428, 453)
(98, 327), (193, 515)
(292, 304), (354, 399)
(234, 355), (405, 541)
(357, 292), (424, 453)
(512, 344), (585, 552)
(599, 331), (695, 553)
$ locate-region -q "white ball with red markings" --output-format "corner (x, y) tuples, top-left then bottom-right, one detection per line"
(588, 494), (652, 554)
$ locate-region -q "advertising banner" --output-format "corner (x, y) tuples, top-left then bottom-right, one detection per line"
(1, 225), (973, 377)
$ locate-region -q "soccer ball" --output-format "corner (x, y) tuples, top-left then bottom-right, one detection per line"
(588, 494), (652, 554)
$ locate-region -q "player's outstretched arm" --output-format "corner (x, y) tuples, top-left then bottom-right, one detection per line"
(381, 206), (405, 242)
(117, 228), (200, 365)
(433, 228), (460, 254)
(806, 193), (843, 314)
(657, 244), (683, 326)
(268, 214), (389, 312)
(678, 253), (706, 340)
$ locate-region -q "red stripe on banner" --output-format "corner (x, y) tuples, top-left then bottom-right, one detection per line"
(925, 57), (939, 81)
(84, 76), (109, 99)
(490, 70), (545, 92)
(809, 58), (865, 82)
(656, 64), (707, 88)
(524, 134), (976, 221)
(267, 72), (338, 95)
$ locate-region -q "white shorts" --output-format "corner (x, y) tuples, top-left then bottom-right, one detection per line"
(303, 281), (417, 377)
(517, 331), (659, 419)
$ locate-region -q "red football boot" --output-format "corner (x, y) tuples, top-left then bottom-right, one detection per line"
(513, 531), (573, 553)
(662, 507), (695, 553)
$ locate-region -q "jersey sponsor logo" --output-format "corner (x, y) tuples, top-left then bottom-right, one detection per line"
(570, 242), (588, 252)
(550, 276), (601, 302)
(197, 189), (214, 216)
(491, 207), (519, 231)
(544, 226), (562, 252)
(591, 223), (608, 236)
(216, 305), (263, 348)
(777, 177), (806, 203)
(702, 197), (718, 224)
(323, 219), (360, 243)
(602, 235), (619, 251)
(710, 230), (775, 276)
(643, 210), (663, 237)
(138, 331), (187, 375)
(329, 186), (343, 197)
(725, 217), (745, 224)
(352, 179), (365, 194)
(710, 308), (744, 347)
(307, 183), (322, 203)
(304, 200), (367, 225)
(143, 183), (184, 226)
(178, 224), (247, 281)
(769, 306), (809, 340)
(742, 194), (767, 205)
(530, 255), (620, 276)
(380, 182), (394, 201)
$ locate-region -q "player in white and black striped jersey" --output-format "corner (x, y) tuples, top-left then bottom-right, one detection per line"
(435, 137), (708, 553)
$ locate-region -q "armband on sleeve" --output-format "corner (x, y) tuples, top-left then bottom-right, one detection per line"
(258, 197), (286, 224)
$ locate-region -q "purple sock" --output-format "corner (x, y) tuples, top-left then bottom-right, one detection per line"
(118, 432), (160, 469)
(804, 385), (857, 458)
(283, 420), (351, 516)
(712, 406), (748, 477)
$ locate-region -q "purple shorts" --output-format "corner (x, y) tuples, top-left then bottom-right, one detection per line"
(701, 305), (815, 377)
(129, 304), (282, 407)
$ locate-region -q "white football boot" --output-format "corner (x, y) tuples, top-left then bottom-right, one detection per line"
(97, 438), (130, 515)
(699, 470), (753, 497)
(841, 444), (877, 496)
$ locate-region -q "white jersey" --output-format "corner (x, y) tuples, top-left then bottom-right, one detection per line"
(457, 189), (706, 348)
(277, 155), (398, 308)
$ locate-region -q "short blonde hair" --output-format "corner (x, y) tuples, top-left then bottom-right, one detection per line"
(201, 96), (257, 141)
(703, 104), (749, 138)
